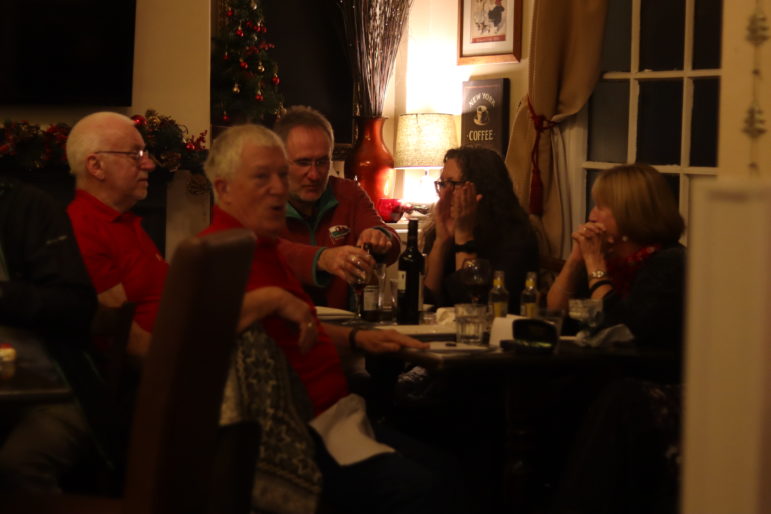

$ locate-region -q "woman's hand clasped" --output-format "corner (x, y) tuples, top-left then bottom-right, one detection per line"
(571, 221), (611, 269)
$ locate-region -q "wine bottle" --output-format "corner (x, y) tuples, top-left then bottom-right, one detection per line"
(397, 219), (424, 325)
(488, 270), (509, 318)
(519, 271), (538, 317)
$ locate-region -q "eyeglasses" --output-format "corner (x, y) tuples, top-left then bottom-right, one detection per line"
(434, 179), (466, 194)
(94, 149), (148, 163)
(291, 157), (331, 170)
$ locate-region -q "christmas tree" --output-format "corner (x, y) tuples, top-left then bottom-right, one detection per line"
(211, 0), (283, 126)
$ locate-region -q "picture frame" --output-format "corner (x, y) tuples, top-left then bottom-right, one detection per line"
(458, 0), (522, 65)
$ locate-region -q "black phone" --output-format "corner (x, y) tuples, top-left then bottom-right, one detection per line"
(501, 318), (559, 354)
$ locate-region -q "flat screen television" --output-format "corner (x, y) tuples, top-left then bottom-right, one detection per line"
(0, 0), (136, 106)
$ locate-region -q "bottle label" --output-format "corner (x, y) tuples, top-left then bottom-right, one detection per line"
(397, 270), (406, 292)
(490, 301), (507, 318)
(521, 302), (537, 318)
(363, 285), (379, 311)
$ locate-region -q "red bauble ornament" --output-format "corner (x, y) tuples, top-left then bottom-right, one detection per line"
(272, 74), (280, 86)
(226, 8), (233, 16)
(223, 112), (230, 122)
(235, 28), (244, 37)
(131, 114), (146, 127)
(239, 60), (248, 69)
(186, 142), (195, 150)
(255, 92), (264, 101)
(224, 52), (229, 60)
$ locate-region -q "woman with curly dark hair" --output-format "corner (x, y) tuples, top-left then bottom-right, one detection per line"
(423, 146), (538, 312)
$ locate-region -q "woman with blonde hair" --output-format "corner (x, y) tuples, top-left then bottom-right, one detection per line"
(547, 163), (685, 350)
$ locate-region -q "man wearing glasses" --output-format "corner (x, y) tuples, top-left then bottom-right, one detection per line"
(66, 112), (165, 358)
(273, 106), (400, 309)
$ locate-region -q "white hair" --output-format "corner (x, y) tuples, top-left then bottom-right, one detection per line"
(204, 124), (287, 200)
(66, 112), (135, 177)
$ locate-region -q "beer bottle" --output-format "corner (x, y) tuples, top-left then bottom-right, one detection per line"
(488, 270), (509, 317)
(519, 271), (538, 317)
(397, 219), (424, 324)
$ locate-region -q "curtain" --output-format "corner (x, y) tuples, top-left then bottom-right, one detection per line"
(504, 0), (609, 258)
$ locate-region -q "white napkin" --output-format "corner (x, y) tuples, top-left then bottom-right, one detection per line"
(309, 394), (394, 466)
(434, 307), (456, 326)
(575, 324), (635, 347)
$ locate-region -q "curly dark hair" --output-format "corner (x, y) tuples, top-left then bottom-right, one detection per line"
(439, 146), (530, 248)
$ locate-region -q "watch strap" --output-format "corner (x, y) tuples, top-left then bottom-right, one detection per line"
(453, 240), (477, 253)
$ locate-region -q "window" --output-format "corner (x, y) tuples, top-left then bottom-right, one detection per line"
(569, 0), (722, 236)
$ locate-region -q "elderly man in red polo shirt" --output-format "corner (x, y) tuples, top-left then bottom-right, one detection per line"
(200, 124), (466, 514)
(66, 112), (165, 358)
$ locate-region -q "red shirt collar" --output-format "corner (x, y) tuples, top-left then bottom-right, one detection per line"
(73, 189), (138, 223)
(209, 205), (277, 248)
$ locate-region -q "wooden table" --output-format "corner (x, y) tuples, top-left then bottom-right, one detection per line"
(0, 326), (72, 404)
(370, 337), (681, 513)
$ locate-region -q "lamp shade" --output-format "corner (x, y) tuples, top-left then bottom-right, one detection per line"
(394, 113), (458, 168)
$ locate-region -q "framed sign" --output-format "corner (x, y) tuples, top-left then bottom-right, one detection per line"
(461, 78), (510, 156)
(457, 0), (522, 65)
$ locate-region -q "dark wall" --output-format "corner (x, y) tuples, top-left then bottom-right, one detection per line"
(262, 0), (354, 144)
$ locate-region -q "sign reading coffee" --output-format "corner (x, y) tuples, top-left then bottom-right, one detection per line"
(461, 78), (510, 156)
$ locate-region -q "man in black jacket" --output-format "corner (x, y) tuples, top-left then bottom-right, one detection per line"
(0, 178), (97, 492)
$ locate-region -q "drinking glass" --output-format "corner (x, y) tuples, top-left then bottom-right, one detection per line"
(459, 258), (492, 305)
(351, 267), (372, 319)
(568, 298), (603, 336)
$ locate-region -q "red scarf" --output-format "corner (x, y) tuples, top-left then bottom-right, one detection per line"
(606, 244), (662, 297)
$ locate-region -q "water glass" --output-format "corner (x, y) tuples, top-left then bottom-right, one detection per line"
(537, 308), (565, 336)
(455, 303), (488, 346)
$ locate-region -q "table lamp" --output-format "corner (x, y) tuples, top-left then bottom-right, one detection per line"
(393, 113), (458, 205)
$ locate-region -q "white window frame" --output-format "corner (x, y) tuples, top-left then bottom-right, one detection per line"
(564, 0), (722, 244)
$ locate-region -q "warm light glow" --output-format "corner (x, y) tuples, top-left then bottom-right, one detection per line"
(399, 168), (441, 204)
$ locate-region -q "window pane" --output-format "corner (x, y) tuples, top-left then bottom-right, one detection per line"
(640, 0), (685, 71)
(588, 81), (629, 163)
(690, 78), (719, 166)
(600, 0), (632, 72)
(637, 80), (682, 164)
(585, 169), (602, 220)
(693, 0), (722, 69)
(661, 172), (681, 206)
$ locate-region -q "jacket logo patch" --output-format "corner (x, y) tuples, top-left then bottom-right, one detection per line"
(328, 225), (350, 244)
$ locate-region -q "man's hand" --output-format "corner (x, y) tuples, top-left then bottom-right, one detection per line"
(241, 287), (317, 354)
(356, 227), (393, 256)
(353, 329), (429, 353)
(317, 245), (374, 283)
(273, 290), (318, 354)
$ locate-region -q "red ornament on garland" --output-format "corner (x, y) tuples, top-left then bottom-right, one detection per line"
(239, 60), (248, 69)
(271, 74), (280, 86)
(222, 112), (230, 122)
(226, 8), (233, 16)
(235, 27), (244, 37)
(131, 114), (146, 127)
(255, 91), (264, 101)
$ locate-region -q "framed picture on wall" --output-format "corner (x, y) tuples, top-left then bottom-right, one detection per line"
(458, 0), (522, 65)
(460, 78), (510, 156)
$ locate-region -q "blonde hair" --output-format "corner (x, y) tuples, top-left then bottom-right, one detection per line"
(592, 163), (685, 245)
(66, 112), (135, 177)
(204, 124), (286, 200)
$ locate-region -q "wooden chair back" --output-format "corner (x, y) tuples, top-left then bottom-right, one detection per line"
(122, 228), (255, 514)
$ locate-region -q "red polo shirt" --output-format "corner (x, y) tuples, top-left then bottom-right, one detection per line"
(67, 189), (167, 334)
(200, 206), (348, 415)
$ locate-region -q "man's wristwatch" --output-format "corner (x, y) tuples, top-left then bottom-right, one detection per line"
(453, 240), (477, 253)
(589, 269), (608, 279)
